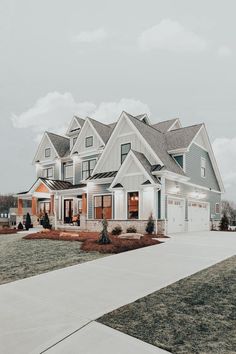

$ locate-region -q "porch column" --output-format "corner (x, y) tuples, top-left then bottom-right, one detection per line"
(17, 198), (23, 216)
(82, 193), (87, 215)
(32, 197), (37, 216)
(50, 195), (54, 215)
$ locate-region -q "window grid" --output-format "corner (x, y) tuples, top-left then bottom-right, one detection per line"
(94, 195), (112, 219)
(82, 159), (96, 180)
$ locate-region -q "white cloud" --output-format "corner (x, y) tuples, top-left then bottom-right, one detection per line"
(213, 137), (236, 200)
(138, 19), (207, 52)
(217, 45), (232, 57)
(11, 92), (150, 141)
(72, 28), (108, 44)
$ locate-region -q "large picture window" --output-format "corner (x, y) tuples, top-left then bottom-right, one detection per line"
(121, 143), (131, 164)
(82, 159), (96, 180)
(127, 191), (139, 219)
(94, 195), (112, 219)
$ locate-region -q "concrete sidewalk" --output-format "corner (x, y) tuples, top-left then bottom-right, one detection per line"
(0, 231), (235, 354)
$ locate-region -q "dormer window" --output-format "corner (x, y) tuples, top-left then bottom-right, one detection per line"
(85, 136), (93, 148)
(121, 143), (131, 164)
(45, 148), (51, 158)
(173, 155), (183, 169)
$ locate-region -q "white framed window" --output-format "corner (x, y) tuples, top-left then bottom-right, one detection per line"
(121, 143), (131, 164)
(43, 167), (53, 179)
(64, 164), (73, 181)
(45, 148), (51, 158)
(85, 136), (93, 148)
(82, 159), (96, 179)
(215, 203), (220, 214)
(201, 157), (206, 178)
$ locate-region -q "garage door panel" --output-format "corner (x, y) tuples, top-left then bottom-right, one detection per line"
(188, 201), (210, 232)
(167, 198), (185, 233)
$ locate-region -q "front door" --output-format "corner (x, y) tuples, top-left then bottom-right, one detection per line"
(64, 199), (73, 223)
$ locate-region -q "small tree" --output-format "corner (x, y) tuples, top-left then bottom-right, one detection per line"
(145, 213), (155, 234)
(98, 218), (111, 244)
(17, 222), (24, 230)
(25, 213), (32, 230)
(42, 213), (51, 229)
(220, 213), (229, 231)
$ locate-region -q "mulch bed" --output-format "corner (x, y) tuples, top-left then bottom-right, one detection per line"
(0, 229), (17, 235)
(23, 231), (162, 254)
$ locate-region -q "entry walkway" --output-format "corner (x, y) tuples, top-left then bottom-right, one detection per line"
(0, 231), (235, 354)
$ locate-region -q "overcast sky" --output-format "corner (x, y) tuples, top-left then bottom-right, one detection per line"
(0, 0), (236, 200)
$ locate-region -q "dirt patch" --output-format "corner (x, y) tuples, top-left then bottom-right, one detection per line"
(24, 230), (162, 254)
(98, 256), (236, 354)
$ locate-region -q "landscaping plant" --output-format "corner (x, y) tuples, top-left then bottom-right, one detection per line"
(25, 213), (32, 231)
(17, 222), (24, 230)
(42, 213), (52, 229)
(98, 218), (111, 244)
(145, 213), (155, 234)
(220, 213), (229, 231)
(126, 226), (137, 233)
(111, 225), (122, 236)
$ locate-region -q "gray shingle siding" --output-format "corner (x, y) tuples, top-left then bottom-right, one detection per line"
(186, 143), (220, 191)
(87, 183), (112, 219)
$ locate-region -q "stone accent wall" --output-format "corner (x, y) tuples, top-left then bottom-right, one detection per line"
(80, 215), (166, 234)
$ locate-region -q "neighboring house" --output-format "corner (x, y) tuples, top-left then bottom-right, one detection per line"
(16, 112), (224, 234)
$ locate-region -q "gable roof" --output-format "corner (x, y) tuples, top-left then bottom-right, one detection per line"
(88, 118), (113, 144)
(165, 124), (203, 152)
(125, 113), (186, 176)
(152, 118), (180, 133)
(74, 116), (85, 128)
(46, 132), (70, 157)
(131, 150), (160, 185)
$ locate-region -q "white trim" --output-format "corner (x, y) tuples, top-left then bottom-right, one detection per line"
(92, 111), (164, 175)
(167, 118), (182, 131)
(126, 190), (140, 220)
(172, 153), (186, 172)
(92, 193), (113, 220)
(66, 116), (83, 136)
(33, 132), (59, 164)
(201, 157), (206, 179)
(167, 148), (189, 154)
(70, 118), (105, 156)
(193, 141), (208, 152)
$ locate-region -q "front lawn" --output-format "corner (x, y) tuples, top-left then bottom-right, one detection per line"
(98, 256), (236, 354)
(0, 233), (106, 285)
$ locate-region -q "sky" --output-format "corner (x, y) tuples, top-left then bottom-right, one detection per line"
(0, 0), (236, 200)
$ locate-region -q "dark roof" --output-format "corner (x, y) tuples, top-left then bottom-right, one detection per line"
(86, 171), (117, 180)
(151, 164), (163, 172)
(39, 178), (86, 190)
(165, 124), (203, 151)
(126, 114), (186, 176)
(88, 118), (113, 144)
(46, 132), (70, 157)
(142, 180), (151, 185)
(113, 183), (123, 188)
(131, 150), (161, 185)
(152, 119), (179, 133)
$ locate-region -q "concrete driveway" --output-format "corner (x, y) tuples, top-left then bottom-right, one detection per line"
(0, 231), (235, 354)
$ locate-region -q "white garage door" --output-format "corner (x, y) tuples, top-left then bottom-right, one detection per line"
(167, 198), (185, 233)
(188, 201), (210, 232)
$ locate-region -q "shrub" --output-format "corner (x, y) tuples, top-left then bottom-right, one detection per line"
(126, 226), (137, 233)
(25, 213), (32, 231)
(145, 213), (155, 234)
(98, 218), (111, 244)
(220, 213), (229, 231)
(17, 222), (24, 230)
(42, 213), (52, 229)
(112, 225), (123, 236)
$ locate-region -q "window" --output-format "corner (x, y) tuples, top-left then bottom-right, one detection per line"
(82, 159), (96, 179)
(43, 167), (53, 178)
(201, 157), (206, 178)
(215, 203), (220, 214)
(127, 191), (139, 219)
(64, 164), (73, 182)
(73, 136), (77, 146)
(121, 143), (131, 164)
(94, 195), (112, 219)
(39, 202), (50, 214)
(173, 155), (184, 169)
(85, 136), (93, 148)
(45, 148), (51, 158)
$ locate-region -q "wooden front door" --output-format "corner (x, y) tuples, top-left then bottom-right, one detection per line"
(64, 199), (73, 223)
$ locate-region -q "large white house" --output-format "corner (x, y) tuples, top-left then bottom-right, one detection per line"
(16, 111), (224, 234)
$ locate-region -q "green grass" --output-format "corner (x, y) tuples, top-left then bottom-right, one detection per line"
(0, 233), (106, 285)
(98, 256), (236, 354)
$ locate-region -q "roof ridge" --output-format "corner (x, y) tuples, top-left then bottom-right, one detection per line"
(166, 123), (203, 133)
